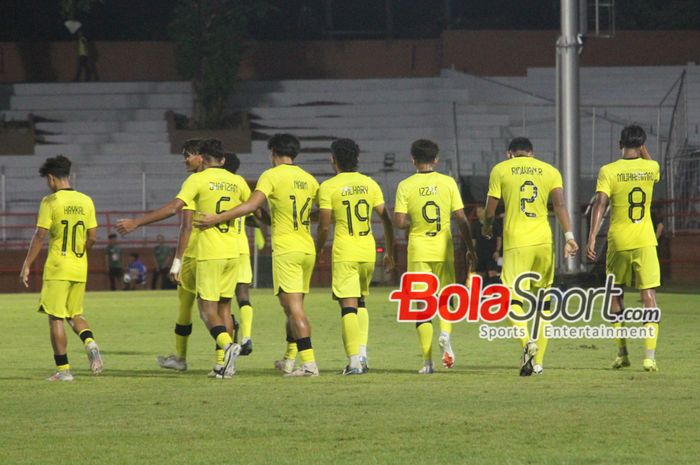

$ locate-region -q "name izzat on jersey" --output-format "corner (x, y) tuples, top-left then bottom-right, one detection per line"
(510, 167), (544, 176)
(418, 186), (438, 196)
(341, 185), (369, 196)
(208, 181), (240, 192)
(616, 172), (656, 182)
(63, 206), (85, 215)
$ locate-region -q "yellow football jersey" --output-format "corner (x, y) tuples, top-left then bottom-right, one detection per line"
(181, 204), (199, 259)
(394, 171), (463, 262)
(176, 167), (250, 260)
(487, 156), (563, 251)
(36, 189), (98, 282)
(319, 171), (385, 263)
(255, 164), (318, 256)
(596, 157), (659, 251)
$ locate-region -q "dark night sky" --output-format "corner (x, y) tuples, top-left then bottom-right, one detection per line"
(0, 0), (698, 42)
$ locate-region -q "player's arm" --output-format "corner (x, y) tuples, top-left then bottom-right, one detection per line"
(194, 190), (267, 228)
(170, 210), (193, 283)
(655, 221), (664, 240)
(86, 227), (97, 252)
(393, 212), (410, 230)
(453, 209), (477, 273)
(551, 187), (579, 258)
(116, 198), (186, 235)
(587, 192), (609, 261)
(315, 208), (332, 256)
(482, 196), (499, 238)
(640, 145), (652, 160)
(20, 227), (48, 288)
(254, 207), (271, 226)
(375, 203), (396, 272)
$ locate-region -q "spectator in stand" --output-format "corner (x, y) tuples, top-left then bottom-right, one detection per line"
(471, 206), (503, 284)
(105, 233), (124, 291)
(151, 235), (174, 289)
(125, 253), (147, 290)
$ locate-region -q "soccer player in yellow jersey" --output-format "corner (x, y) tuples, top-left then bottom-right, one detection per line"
(483, 137), (579, 376)
(587, 126), (661, 372)
(196, 134), (321, 377)
(117, 141), (248, 378)
(223, 152), (267, 356)
(316, 139), (396, 375)
(20, 155), (103, 381)
(156, 139), (205, 372)
(394, 139), (477, 374)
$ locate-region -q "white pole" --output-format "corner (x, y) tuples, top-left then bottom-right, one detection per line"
(141, 171), (147, 241)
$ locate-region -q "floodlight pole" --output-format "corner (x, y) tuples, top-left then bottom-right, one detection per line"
(557, 0), (582, 273)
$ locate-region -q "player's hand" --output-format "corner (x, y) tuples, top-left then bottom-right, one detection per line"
(169, 270), (180, 284)
(193, 213), (219, 229)
(116, 218), (138, 235)
(19, 265), (30, 288)
(481, 223), (492, 239)
(465, 250), (477, 273)
(492, 251), (500, 262)
(564, 239), (579, 258)
(169, 258), (182, 284)
(586, 238), (597, 261)
(640, 145), (652, 160)
(383, 254), (395, 273)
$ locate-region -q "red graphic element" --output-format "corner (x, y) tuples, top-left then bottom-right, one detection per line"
(391, 273), (510, 323)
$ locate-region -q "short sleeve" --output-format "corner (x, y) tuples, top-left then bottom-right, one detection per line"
(36, 197), (52, 229)
(86, 198), (98, 229)
(394, 181), (408, 214)
(550, 167), (563, 191)
(486, 166), (501, 199)
(654, 161), (661, 183)
(595, 167), (611, 197)
(175, 174), (199, 208)
(255, 170), (274, 198)
(372, 179), (385, 207)
(240, 178), (251, 203)
(450, 178), (464, 212)
(318, 182), (332, 210)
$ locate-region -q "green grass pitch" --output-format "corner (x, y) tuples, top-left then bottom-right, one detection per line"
(0, 288), (698, 465)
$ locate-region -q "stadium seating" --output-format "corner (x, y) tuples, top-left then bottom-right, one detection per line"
(1, 64), (699, 241)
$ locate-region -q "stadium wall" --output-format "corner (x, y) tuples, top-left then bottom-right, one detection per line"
(2, 31), (700, 83)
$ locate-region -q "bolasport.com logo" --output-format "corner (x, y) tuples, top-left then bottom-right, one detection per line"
(389, 272), (659, 340)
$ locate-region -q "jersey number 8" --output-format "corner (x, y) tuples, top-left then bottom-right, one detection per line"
(627, 187), (646, 223)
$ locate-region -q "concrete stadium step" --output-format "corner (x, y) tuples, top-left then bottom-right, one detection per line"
(238, 77), (455, 93)
(231, 88), (469, 108)
(11, 93), (192, 111)
(12, 81), (191, 96)
(39, 132), (169, 144)
(35, 121), (167, 134)
(251, 126), (500, 140)
(2, 109), (169, 122)
(97, 142), (173, 156)
(253, 114), (509, 130)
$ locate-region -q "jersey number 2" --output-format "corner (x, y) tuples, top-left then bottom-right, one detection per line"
(519, 181), (538, 217)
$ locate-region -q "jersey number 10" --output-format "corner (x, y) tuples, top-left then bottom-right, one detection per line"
(60, 220), (86, 257)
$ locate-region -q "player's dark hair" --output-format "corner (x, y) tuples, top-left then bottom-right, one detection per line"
(508, 137), (533, 153)
(620, 125), (647, 149)
(410, 139), (439, 163)
(223, 152), (240, 174)
(268, 133), (300, 159)
(39, 155), (71, 178)
(181, 138), (204, 156)
(331, 138), (360, 171)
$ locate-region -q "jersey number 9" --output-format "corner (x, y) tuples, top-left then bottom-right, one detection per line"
(422, 201), (441, 236)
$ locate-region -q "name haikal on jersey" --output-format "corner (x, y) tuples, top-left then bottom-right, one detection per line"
(390, 272), (660, 340)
